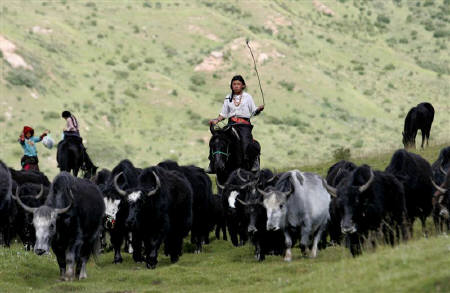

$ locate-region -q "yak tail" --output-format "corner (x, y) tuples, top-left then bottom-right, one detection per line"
(91, 229), (103, 263)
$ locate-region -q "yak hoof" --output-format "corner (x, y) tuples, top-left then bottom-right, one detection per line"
(113, 257), (123, 264)
(170, 256), (179, 263)
(284, 249), (292, 262)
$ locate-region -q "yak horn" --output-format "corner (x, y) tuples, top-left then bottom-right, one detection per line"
(281, 179), (294, 197)
(147, 171), (161, 196)
(236, 198), (248, 206)
(322, 179), (337, 198)
(55, 190), (73, 215)
(14, 187), (37, 214)
(237, 169), (247, 182)
(359, 169), (375, 193)
(113, 172), (127, 196)
(226, 181), (256, 190)
(216, 181), (225, 190)
(431, 178), (447, 195)
(441, 166), (447, 176)
(257, 187), (271, 197)
(34, 184), (45, 199)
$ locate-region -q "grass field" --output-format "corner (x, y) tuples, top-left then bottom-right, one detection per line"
(0, 142), (449, 293)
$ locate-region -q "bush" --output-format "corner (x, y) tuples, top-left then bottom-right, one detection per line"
(43, 111), (59, 121)
(377, 14), (390, 24)
(279, 80), (295, 91)
(383, 64), (396, 71)
(190, 75), (206, 86)
(106, 59), (116, 66)
(113, 70), (129, 80)
(333, 147), (351, 161)
(433, 30), (450, 38)
(127, 63), (139, 70)
(124, 89), (137, 98)
(5, 69), (38, 88)
(164, 45), (177, 58)
(144, 57), (155, 64)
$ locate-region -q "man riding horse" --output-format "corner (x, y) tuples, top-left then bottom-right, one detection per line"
(207, 75), (264, 179)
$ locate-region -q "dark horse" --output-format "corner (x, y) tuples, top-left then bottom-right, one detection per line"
(208, 124), (260, 186)
(402, 102), (434, 149)
(57, 137), (97, 179)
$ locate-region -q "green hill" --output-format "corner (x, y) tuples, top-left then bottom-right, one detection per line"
(0, 0), (449, 176)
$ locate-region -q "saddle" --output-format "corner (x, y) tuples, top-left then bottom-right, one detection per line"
(64, 134), (83, 145)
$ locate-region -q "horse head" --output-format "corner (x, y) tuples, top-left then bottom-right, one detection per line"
(209, 124), (240, 174)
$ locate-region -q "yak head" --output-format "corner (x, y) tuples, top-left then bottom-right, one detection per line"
(258, 176), (294, 231)
(113, 170), (161, 230)
(14, 186), (72, 255)
(432, 172), (449, 220)
(334, 166), (375, 234)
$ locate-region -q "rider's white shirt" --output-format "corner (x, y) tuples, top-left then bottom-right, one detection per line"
(220, 92), (257, 119)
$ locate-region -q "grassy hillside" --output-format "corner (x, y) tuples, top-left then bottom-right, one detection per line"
(0, 0), (449, 177)
(0, 142), (449, 293)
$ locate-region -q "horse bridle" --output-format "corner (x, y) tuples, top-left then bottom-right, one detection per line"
(212, 144), (230, 162)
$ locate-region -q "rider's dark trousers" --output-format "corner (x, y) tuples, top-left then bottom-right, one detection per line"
(234, 124), (253, 161)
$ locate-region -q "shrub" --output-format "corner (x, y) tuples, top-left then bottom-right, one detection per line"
(384, 64), (396, 71)
(433, 30), (450, 38)
(144, 57), (155, 64)
(164, 45), (177, 58)
(5, 69), (38, 88)
(377, 14), (390, 24)
(114, 70), (129, 79)
(279, 80), (295, 91)
(124, 89), (137, 98)
(106, 59), (116, 66)
(128, 63), (138, 70)
(333, 147), (351, 161)
(190, 75), (206, 86)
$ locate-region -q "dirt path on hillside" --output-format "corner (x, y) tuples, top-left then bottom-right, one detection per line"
(0, 34), (33, 70)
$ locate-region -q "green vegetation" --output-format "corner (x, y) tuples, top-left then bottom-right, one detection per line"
(0, 0), (449, 177)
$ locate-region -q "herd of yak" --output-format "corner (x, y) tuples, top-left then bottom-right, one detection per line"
(0, 146), (449, 281)
(0, 102), (448, 281)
